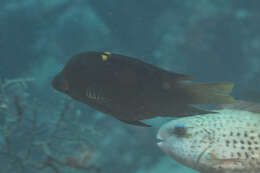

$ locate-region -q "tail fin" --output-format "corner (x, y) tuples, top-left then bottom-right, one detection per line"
(182, 82), (235, 104)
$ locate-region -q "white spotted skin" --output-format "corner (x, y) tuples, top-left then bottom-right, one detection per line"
(157, 109), (260, 173)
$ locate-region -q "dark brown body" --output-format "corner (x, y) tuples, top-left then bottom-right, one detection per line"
(52, 51), (235, 127)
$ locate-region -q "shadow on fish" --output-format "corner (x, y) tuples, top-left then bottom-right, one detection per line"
(52, 51), (235, 127)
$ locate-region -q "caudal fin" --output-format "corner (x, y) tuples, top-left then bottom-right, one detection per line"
(183, 82), (235, 104)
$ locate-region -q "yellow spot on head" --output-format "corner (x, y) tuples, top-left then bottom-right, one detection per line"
(104, 51), (112, 55)
(101, 54), (108, 61)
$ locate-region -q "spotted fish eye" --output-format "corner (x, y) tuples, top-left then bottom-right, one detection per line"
(173, 124), (187, 137)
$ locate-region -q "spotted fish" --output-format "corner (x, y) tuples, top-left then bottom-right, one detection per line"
(52, 51), (235, 127)
(157, 101), (260, 173)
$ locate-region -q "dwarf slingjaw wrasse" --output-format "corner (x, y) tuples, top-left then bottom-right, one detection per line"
(52, 51), (235, 127)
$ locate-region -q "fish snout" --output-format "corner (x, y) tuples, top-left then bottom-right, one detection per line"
(157, 132), (170, 154)
(157, 130), (165, 148)
(156, 126), (169, 142)
(52, 74), (69, 94)
(156, 125), (173, 151)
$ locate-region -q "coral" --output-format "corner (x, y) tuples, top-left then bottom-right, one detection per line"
(0, 77), (100, 173)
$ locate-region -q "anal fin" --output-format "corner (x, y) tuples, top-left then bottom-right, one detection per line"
(121, 120), (151, 127)
(163, 105), (216, 118)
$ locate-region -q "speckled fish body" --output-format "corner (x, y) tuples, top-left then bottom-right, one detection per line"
(157, 108), (260, 173)
(52, 51), (235, 127)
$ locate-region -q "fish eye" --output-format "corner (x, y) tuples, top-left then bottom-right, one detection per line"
(100, 52), (112, 62)
(173, 124), (187, 137)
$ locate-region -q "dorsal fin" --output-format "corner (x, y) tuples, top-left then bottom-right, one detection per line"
(218, 100), (260, 113)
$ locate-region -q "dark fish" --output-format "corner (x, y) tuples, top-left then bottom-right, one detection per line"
(52, 51), (235, 127)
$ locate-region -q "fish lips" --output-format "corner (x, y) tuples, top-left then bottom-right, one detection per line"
(157, 127), (179, 159)
(157, 131), (171, 153)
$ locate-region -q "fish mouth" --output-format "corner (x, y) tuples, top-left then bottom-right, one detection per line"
(157, 135), (164, 147)
(156, 132), (167, 149)
(157, 135), (173, 156)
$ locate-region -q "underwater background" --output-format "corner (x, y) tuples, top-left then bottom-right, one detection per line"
(0, 0), (260, 172)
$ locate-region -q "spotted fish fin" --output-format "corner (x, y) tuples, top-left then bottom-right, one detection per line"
(218, 100), (260, 114)
(121, 120), (151, 127)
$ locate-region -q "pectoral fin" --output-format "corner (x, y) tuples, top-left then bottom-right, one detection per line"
(208, 152), (241, 168)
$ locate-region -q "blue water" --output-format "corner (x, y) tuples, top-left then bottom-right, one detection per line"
(0, 0), (260, 172)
